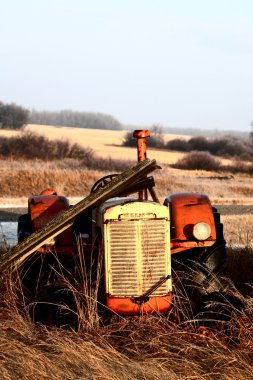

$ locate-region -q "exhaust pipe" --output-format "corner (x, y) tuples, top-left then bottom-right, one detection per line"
(133, 130), (150, 200)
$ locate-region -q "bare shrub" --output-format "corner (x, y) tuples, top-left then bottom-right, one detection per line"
(188, 136), (210, 151)
(0, 132), (132, 172)
(167, 135), (253, 160)
(173, 151), (221, 171)
(166, 138), (190, 151)
(0, 132), (94, 161)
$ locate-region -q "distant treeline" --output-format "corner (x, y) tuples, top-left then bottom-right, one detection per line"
(29, 109), (122, 130)
(0, 100), (123, 131)
(0, 100), (250, 138)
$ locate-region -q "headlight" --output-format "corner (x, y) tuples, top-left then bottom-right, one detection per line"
(193, 222), (211, 241)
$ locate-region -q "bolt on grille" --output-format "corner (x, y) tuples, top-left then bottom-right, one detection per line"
(105, 218), (171, 297)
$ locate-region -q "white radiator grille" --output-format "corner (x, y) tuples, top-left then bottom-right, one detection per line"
(105, 218), (171, 297)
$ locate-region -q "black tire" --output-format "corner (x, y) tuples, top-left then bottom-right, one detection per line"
(172, 242), (228, 315)
(17, 213), (32, 243)
(172, 242), (246, 327)
(35, 285), (78, 330)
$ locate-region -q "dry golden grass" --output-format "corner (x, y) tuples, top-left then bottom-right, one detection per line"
(222, 215), (253, 247)
(1, 159), (253, 206)
(0, 262), (253, 380)
(153, 167), (253, 204)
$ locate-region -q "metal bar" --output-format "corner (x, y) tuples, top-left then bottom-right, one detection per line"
(148, 186), (160, 203)
(0, 159), (157, 272)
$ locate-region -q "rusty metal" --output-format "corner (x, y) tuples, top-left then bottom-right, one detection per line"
(133, 274), (171, 304)
(133, 130), (150, 200)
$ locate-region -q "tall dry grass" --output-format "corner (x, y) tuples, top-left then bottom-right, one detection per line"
(222, 215), (253, 247)
(1, 256), (253, 380)
(1, 159), (253, 204)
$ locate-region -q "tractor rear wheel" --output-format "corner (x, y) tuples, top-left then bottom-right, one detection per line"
(172, 242), (231, 320)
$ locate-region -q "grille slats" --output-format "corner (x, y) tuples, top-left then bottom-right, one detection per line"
(106, 218), (171, 297)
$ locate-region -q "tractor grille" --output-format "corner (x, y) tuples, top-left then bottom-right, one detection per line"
(106, 218), (170, 297)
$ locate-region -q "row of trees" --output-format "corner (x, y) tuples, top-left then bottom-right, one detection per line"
(1, 99), (252, 139)
(28, 109), (122, 130)
(0, 101), (123, 131)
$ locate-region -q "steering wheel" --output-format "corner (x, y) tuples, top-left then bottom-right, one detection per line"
(90, 174), (119, 193)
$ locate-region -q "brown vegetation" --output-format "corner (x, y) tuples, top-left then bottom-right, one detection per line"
(26, 125), (192, 165)
(0, 132), (133, 173)
(173, 151), (222, 171)
(167, 135), (253, 160)
(0, 248), (253, 380)
(0, 128), (253, 379)
(1, 159), (253, 204)
(173, 151), (253, 175)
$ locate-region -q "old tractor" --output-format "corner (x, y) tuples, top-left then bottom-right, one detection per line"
(3, 130), (228, 327)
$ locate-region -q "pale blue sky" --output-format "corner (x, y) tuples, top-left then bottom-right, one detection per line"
(0, 0), (252, 130)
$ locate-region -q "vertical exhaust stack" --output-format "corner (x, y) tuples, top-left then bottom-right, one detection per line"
(133, 130), (150, 200)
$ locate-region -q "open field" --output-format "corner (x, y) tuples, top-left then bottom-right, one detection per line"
(0, 124), (232, 166)
(0, 124), (187, 165)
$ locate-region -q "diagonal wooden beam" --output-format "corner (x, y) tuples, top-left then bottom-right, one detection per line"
(0, 158), (157, 272)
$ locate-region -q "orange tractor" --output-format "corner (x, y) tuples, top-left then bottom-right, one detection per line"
(17, 130), (227, 327)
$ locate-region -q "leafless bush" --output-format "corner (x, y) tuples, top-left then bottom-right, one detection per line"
(0, 132), (132, 172)
(173, 151), (221, 171)
(167, 135), (253, 160)
(166, 138), (190, 151)
(0, 132), (93, 161)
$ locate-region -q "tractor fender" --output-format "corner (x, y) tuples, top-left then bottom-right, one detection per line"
(28, 192), (72, 245)
(164, 192), (217, 242)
